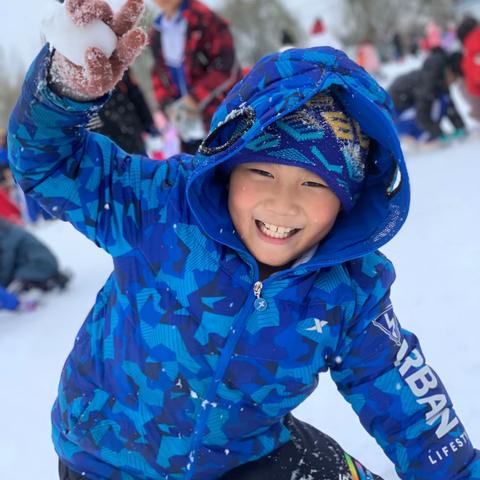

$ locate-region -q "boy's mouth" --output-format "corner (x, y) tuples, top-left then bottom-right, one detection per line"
(255, 220), (300, 240)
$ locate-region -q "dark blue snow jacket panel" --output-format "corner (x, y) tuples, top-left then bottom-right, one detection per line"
(8, 44), (480, 479)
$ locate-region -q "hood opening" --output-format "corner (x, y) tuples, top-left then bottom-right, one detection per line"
(186, 48), (410, 270)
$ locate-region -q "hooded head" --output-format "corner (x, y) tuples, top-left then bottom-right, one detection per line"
(186, 47), (410, 272)
(222, 92), (370, 212)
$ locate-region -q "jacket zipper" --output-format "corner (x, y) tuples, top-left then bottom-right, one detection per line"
(185, 279), (266, 478)
(253, 281), (268, 311)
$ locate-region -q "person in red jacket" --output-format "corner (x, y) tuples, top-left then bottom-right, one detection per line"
(149, 0), (241, 153)
(457, 16), (480, 121)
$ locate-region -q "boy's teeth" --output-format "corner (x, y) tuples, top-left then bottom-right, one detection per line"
(259, 221), (296, 239)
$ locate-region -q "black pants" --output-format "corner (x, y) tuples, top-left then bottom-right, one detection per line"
(59, 415), (383, 479)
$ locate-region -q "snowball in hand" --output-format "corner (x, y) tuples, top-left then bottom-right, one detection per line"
(42, 2), (117, 67)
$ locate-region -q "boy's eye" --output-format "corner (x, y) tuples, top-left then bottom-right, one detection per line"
(249, 168), (273, 178)
(303, 181), (328, 188)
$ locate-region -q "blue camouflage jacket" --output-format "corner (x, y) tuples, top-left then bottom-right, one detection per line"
(8, 45), (480, 480)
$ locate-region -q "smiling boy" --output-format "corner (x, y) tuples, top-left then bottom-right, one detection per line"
(226, 93), (366, 280)
(229, 162), (341, 277)
(7, 0), (480, 479)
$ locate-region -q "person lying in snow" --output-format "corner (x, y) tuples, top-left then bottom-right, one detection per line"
(7, 0), (480, 478)
(388, 47), (466, 145)
(0, 219), (71, 294)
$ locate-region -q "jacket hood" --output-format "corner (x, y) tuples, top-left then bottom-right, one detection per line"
(186, 47), (410, 271)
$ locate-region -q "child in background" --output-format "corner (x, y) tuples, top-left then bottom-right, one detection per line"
(388, 47), (466, 145)
(0, 219), (71, 294)
(87, 69), (158, 155)
(149, 0), (240, 153)
(457, 16), (480, 122)
(8, 0), (480, 479)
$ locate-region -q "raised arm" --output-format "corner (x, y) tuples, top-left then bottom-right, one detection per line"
(330, 253), (480, 479)
(8, 0), (188, 255)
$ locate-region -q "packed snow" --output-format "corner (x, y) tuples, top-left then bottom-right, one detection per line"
(42, 2), (117, 67)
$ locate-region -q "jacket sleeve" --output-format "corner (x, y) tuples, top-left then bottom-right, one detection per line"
(445, 96), (466, 131)
(8, 46), (191, 256)
(464, 30), (480, 96)
(330, 252), (480, 479)
(188, 18), (239, 110)
(149, 29), (177, 110)
(413, 82), (443, 139)
(413, 54), (448, 139)
(151, 64), (176, 111)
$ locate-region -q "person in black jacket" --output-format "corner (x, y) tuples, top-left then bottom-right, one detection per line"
(88, 69), (157, 155)
(388, 47), (466, 143)
(0, 218), (70, 293)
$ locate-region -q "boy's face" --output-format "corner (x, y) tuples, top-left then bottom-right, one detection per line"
(228, 162), (341, 268)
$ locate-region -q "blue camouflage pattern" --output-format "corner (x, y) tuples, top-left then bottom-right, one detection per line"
(8, 44), (480, 479)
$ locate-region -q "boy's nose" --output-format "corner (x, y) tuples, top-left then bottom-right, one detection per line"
(264, 191), (300, 217)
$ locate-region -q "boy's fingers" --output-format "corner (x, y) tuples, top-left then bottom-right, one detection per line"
(66, 0), (114, 26)
(84, 47), (114, 95)
(111, 28), (147, 76)
(110, 0), (145, 36)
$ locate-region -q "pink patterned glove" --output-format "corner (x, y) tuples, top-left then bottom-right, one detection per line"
(49, 0), (147, 101)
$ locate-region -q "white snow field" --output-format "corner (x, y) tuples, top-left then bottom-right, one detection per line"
(0, 134), (479, 479)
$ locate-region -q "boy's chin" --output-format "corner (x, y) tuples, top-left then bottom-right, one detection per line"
(254, 253), (296, 269)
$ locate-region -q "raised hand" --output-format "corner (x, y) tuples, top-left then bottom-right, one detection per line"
(49, 0), (147, 100)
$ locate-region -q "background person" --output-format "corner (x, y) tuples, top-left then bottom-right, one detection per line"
(0, 218), (71, 294)
(457, 16), (480, 122)
(87, 69), (158, 155)
(149, 0), (240, 153)
(388, 47), (466, 144)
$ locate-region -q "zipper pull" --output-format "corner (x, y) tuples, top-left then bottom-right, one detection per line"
(253, 281), (268, 311)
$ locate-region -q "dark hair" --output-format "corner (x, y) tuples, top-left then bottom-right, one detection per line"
(457, 16), (478, 43)
(447, 51), (464, 76)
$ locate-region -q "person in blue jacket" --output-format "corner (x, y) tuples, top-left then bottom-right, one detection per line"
(7, 0), (480, 479)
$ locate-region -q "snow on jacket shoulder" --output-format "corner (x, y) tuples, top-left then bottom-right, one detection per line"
(8, 45), (480, 479)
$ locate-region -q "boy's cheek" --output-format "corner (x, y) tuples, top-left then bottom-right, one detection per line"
(228, 185), (257, 212)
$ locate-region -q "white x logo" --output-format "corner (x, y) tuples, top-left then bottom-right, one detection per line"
(306, 318), (328, 333)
